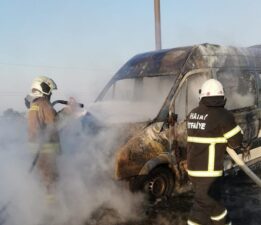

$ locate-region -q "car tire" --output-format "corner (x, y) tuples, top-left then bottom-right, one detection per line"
(143, 166), (175, 200)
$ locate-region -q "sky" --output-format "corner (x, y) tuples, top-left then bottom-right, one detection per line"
(1, 0), (261, 113)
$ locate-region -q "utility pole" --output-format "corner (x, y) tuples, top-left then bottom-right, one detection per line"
(154, 0), (162, 50)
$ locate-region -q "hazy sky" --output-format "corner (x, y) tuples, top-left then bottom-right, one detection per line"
(1, 0), (261, 112)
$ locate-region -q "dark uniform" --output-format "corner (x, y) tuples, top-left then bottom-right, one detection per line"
(187, 96), (243, 225)
(28, 97), (60, 196)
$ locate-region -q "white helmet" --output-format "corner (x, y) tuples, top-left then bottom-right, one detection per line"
(199, 79), (224, 100)
(30, 76), (57, 97)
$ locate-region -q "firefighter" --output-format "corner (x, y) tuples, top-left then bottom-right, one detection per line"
(186, 79), (243, 225)
(25, 76), (61, 202)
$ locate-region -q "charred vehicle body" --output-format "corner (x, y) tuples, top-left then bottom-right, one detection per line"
(82, 43), (261, 199)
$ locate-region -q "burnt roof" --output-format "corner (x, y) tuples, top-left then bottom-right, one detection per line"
(114, 46), (192, 79)
(248, 45), (261, 48)
(113, 43), (261, 80)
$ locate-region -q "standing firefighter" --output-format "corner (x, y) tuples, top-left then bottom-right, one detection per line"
(186, 79), (243, 225)
(25, 76), (60, 202)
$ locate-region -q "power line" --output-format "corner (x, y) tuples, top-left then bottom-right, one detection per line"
(0, 62), (112, 72)
(0, 92), (25, 96)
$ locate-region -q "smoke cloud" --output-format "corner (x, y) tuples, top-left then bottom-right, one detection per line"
(90, 76), (175, 124)
(0, 107), (145, 225)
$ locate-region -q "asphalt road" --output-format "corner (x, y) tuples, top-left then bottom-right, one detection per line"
(86, 168), (261, 225)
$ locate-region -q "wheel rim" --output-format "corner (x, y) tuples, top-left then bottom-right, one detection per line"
(148, 175), (167, 197)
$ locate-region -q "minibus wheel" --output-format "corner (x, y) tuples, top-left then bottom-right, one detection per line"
(143, 166), (174, 200)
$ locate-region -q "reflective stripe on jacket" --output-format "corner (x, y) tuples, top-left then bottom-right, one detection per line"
(28, 97), (59, 143)
(187, 99), (243, 177)
(29, 142), (61, 154)
(28, 97), (60, 154)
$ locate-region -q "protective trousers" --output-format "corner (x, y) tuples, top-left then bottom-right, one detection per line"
(29, 142), (60, 205)
(37, 152), (58, 192)
(188, 176), (231, 225)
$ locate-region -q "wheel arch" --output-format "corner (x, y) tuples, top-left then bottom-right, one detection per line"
(138, 153), (174, 176)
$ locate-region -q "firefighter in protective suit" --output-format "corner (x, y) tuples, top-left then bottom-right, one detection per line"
(25, 76), (61, 202)
(186, 79), (243, 225)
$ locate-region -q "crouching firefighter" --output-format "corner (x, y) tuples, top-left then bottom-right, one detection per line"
(186, 79), (243, 225)
(25, 76), (61, 203)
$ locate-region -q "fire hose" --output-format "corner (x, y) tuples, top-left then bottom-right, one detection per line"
(226, 147), (261, 188)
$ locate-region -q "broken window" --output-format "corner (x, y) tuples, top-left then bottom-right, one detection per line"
(92, 75), (176, 123)
(187, 73), (209, 113)
(217, 70), (257, 110)
(174, 80), (187, 122)
(103, 76), (175, 103)
(173, 71), (209, 122)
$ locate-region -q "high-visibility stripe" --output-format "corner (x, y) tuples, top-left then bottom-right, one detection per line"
(187, 136), (227, 144)
(223, 125), (242, 139)
(187, 132), (241, 177)
(208, 143), (215, 171)
(41, 143), (60, 153)
(211, 209), (227, 221)
(187, 136), (225, 176)
(29, 105), (39, 111)
(187, 220), (201, 225)
(29, 143), (60, 154)
(46, 194), (56, 205)
(187, 170), (223, 177)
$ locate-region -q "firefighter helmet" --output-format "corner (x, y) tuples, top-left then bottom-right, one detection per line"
(199, 79), (224, 100)
(31, 76), (57, 96)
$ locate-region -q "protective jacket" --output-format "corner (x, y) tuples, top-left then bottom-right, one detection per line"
(187, 97), (243, 178)
(28, 97), (60, 153)
(28, 97), (60, 194)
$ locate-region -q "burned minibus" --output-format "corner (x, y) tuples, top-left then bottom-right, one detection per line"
(84, 43), (261, 199)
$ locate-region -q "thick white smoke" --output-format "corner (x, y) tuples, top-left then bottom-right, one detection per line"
(0, 108), (144, 225)
(90, 76), (176, 124)
(0, 115), (48, 225)
(55, 118), (145, 225)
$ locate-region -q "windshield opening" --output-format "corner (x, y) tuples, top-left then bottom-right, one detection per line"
(89, 75), (176, 123)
